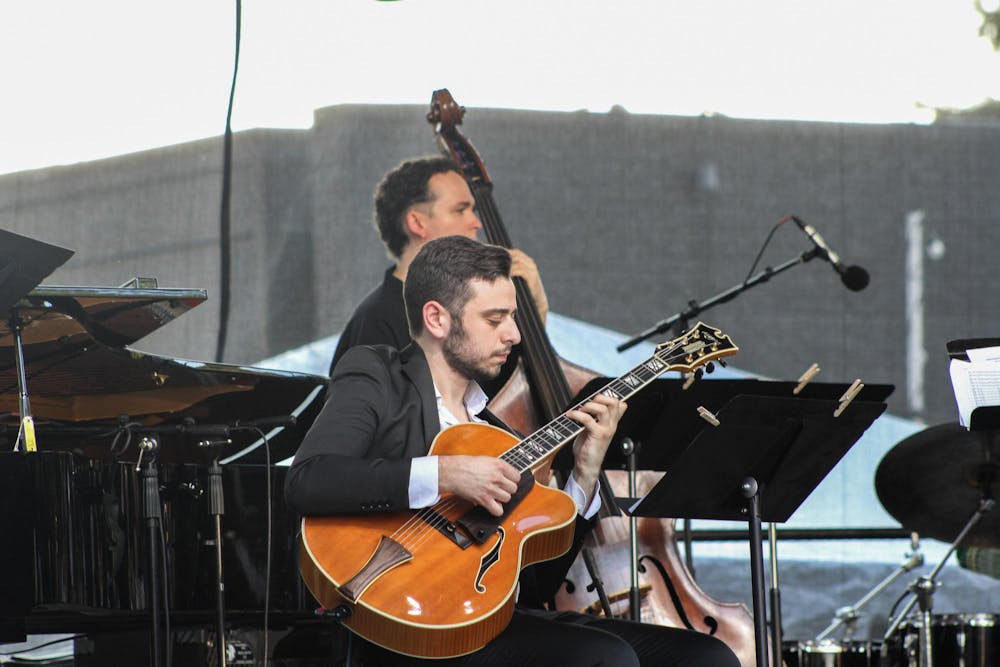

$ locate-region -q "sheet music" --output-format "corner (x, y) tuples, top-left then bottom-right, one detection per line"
(949, 345), (1000, 428)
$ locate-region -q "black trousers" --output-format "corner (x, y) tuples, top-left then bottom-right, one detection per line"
(359, 608), (742, 667)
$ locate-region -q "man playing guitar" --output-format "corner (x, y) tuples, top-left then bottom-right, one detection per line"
(286, 236), (739, 666)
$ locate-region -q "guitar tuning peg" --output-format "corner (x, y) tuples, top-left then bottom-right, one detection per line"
(694, 368), (704, 381)
(705, 362), (716, 374)
(718, 359), (727, 368)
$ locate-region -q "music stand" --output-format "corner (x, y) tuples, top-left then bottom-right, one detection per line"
(0, 229), (74, 452)
(554, 378), (893, 473)
(625, 393), (886, 667)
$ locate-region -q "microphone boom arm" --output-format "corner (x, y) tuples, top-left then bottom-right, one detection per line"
(617, 247), (825, 352)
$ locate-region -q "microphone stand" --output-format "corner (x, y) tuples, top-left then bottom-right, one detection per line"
(200, 439), (232, 667)
(617, 247), (825, 352)
(618, 246), (824, 665)
(134, 436), (166, 667)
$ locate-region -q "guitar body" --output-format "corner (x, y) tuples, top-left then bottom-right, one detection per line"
(299, 422), (578, 658)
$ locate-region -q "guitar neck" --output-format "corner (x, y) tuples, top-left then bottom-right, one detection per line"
(496, 322), (737, 474)
(497, 352), (669, 474)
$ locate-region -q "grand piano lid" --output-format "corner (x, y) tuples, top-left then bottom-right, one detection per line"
(1, 285), (208, 350)
(1, 286), (327, 464)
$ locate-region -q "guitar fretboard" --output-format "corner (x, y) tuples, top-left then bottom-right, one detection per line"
(499, 353), (673, 473)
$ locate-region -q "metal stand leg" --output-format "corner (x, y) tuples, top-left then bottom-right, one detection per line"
(208, 458), (227, 667)
(138, 439), (164, 667)
(623, 438), (642, 623)
(742, 476), (770, 667)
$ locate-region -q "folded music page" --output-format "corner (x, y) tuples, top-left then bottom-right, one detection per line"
(949, 345), (1000, 428)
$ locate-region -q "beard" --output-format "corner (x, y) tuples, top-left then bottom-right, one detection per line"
(442, 317), (508, 385)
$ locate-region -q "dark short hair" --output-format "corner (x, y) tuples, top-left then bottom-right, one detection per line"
(404, 236), (512, 337)
(373, 157), (464, 259)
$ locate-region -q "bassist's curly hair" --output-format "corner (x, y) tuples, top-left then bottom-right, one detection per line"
(373, 157), (464, 259)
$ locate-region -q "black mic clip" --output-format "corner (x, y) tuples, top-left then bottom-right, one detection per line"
(791, 215), (870, 292)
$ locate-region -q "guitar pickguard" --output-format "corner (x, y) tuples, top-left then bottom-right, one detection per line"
(457, 470), (534, 544)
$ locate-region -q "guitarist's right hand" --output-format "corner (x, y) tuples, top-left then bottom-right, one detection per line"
(439, 455), (521, 517)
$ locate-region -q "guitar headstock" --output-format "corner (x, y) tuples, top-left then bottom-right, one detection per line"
(654, 322), (738, 374)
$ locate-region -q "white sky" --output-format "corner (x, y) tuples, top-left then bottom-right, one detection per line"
(2, 1), (999, 177)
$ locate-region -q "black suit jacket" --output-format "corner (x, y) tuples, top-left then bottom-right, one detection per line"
(285, 342), (592, 607)
(287, 342), (437, 516)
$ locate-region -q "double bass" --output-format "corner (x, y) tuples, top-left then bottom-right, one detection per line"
(426, 89), (758, 667)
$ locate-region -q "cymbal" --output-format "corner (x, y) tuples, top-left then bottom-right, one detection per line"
(875, 422), (1000, 547)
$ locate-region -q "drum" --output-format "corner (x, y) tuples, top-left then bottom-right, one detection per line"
(782, 639), (882, 666)
(884, 613), (1000, 666)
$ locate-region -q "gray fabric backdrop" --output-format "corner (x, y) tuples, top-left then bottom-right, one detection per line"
(3, 104), (997, 426)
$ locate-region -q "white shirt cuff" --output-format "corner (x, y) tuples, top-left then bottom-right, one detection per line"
(408, 455), (440, 508)
(565, 474), (602, 519)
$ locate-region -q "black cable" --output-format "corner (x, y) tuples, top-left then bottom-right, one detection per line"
(742, 214), (794, 285)
(252, 426), (273, 666)
(110, 421), (143, 459)
(215, 0), (243, 362)
(887, 587), (914, 625)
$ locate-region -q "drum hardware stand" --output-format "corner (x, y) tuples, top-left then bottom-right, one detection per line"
(883, 497), (995, 667)
(135, 435), (167, 667)
(816, 533), (923, 641)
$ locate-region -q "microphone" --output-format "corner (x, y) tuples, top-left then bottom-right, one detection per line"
(791, 216), (870, 291)
(232, 415), (297, 430)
